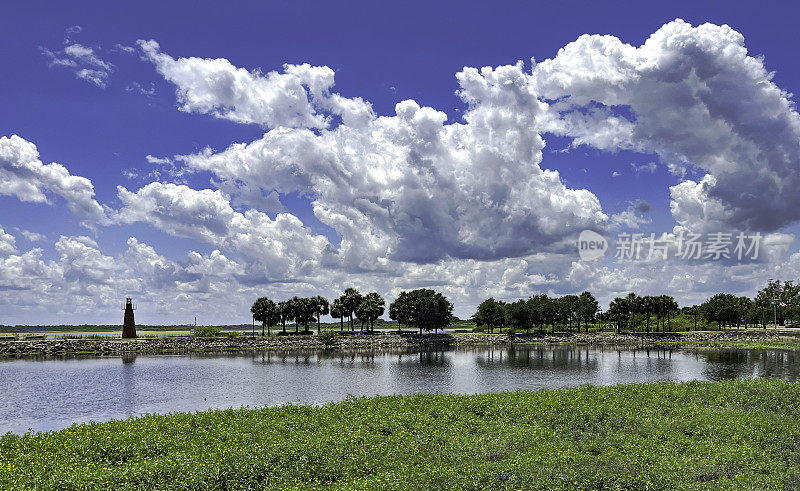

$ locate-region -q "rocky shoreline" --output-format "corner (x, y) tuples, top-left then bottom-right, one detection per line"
(0, 331), (798, 357)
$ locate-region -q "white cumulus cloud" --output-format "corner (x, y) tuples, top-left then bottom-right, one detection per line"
(114, 182), (330, 282)
(170, 61), (608, 266)
(534, 19), (800, 233)
(137, 40), (374, 129)
(0, 135), (108, 226)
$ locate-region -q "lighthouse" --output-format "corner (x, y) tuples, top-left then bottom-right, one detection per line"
(122, 297), (137, 338)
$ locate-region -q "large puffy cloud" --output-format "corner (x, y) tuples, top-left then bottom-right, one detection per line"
(0, 135), (108, 225)
(668, 175), (733, 232)
(174, 61), (607, 266)
(0, 249), (56, 294)
(115, 182), (331, 281)
(533, 19), (800, 233)
(137, 40), (374, 129)
(55, 236), (118, 289)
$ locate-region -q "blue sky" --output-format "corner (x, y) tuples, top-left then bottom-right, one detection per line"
(2, 1), (800, 324)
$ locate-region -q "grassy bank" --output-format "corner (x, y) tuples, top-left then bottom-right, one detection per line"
(2, 380), (799, 489)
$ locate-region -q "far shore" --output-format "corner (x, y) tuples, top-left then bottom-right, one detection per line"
(1, 330), (799, 357)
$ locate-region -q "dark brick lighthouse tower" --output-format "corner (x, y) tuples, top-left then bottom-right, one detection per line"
(122, 297), (137, 338)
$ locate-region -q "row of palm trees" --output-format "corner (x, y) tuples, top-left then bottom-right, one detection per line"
(607, 280), (800, 331)
(250, 288), (385, 335)
(251, 288), (456, 335)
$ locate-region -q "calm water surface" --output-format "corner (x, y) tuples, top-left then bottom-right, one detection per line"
(1, 346), (798, 434)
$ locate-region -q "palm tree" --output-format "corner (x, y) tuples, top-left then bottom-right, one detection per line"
(682, 305), (700, 331)
(365, 292), (385, 331)
(331, 298), (345, 331)
(277, 300), (292, 334)
(754, 289), (771, 329)
(625, 292), (640, 332)
(289, 296), (302, 333)
(340, 288), (363, 331)
(640, 296), (654, 333)
(312, 296), (330, 334)
(293, 297), (317, 333)
(657, 295), (678, 332)
(608, 297), (628, 332)
(355, 292), (385, 332)
(250, 297), (280, 336)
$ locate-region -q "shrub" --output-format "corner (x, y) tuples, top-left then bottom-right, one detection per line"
(317, 330), (337, 344)
(193, 326), (222, 338)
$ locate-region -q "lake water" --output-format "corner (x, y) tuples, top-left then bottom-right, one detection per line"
(1, 346), (798, 435)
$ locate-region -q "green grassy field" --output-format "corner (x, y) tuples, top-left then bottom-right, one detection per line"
(1, 379), (799, 489)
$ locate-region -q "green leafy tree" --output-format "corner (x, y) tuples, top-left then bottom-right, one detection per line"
(473, 298), (506, 334)
(505, 300), (531, 333)
(405, 289), (454, 334)
(559, 295), (580, 332)
(754, 289), (771, 328)
(701, 293), (740, 329)
(551, 297), (568, 333)
(577, 291), (599, 332)
(754, 279), (800, 327)
(782, 281), (800, 325)
(389, 291), (412, 333)
(737, 296), (754, 329)
(527, 294), (550, 333)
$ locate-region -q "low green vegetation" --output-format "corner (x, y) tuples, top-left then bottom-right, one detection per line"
(2, 379), (799, 489)
(192, 326), (222, 338)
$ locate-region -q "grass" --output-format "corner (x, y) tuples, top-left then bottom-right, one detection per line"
(1, 379), (799, 489)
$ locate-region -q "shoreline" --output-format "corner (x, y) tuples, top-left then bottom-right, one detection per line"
(1, 330), (799, 357)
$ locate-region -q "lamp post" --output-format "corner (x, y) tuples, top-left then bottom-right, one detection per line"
(769, 278), (783, 329)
